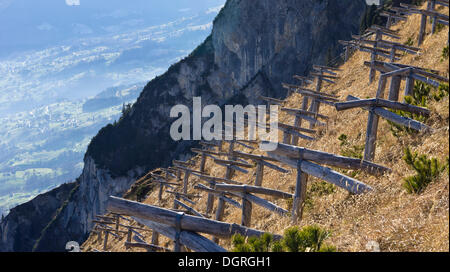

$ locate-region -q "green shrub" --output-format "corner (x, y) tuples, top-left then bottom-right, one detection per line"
(387, 81), (430, 137)
(232, 233), (272, 252)
(404, 37), (414, 47)
(402, 147), (447, 194)
(433, 83), (449, 101)
(231, 226), (336, 252)
(338, 134), (364, 159)
(442, 46), (449, 61)
(435, 23), (445, 33)
(388, 81), (448, 137)
(309, 181), (336, 196)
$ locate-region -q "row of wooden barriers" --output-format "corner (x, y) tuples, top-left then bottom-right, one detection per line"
(89, 1), (449, 252)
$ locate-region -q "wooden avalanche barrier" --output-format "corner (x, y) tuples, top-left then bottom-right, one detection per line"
(107, 196), (283, 252)
(262, 142), (390, 222)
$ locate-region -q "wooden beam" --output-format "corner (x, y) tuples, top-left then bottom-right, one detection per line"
(309, 72), (340, 79)
(108, 197), (282, 240)
(312, 64), (342, 72)
(165, 190), (201, 199)
(282, 83), (339, 98)
(335, 98), (430, 116)
(132, 217), (226, 252)
(259, 96), (285, 105)
(191, 172), (243, 185)
(266, 153), (373, 194)
(346, 96), (432, 132)
(264, 142), (391, 175)
(292, 163), (308, 223)
(279, 126), (316, 141)
(194, 184), (242, 209)
(278, 122), (316, 134)
(241, 195), (252, 227)
(229, 192), (290, 216)
(232, 151), (289, 173)
(174, 199), (206, 218)
(213, 158), (254, 168)
(124, 242), (171, 252)
(214, 184), (293, 199)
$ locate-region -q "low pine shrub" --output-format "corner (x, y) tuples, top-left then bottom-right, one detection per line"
(231, 225), (336, 252)
(402, 147), (447, 194)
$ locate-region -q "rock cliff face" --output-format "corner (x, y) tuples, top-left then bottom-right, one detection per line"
(0, 0), (366, 251)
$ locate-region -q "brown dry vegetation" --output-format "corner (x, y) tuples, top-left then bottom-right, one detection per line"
(82, 3), (449, 252)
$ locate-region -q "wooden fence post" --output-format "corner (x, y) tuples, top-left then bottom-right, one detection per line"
(254, 161), (264, 187)
(291, 95), (310, 145)
(213, 194), (226, 244)
(183, 170), (191, 194)
(404, 73), (416, 98)
(292, 157), (308, 223)
(388, 75), (402, 101)
(429, 0), (437, 34)
(205, 180), (216, 215)
(151, 231), (160, 246)
(241, 193), (252, 227)
(103, 231), (109, 251)
(115, 214), (120, 235)
(418, 13), (428, 46)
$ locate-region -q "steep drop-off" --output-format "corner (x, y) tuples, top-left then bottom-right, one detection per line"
(0, 0), (366, 251)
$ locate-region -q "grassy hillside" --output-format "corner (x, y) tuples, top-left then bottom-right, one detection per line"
(82, 2), (449, 252)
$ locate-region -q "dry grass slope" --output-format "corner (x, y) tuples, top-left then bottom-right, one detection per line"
(82, 3), (449, 252)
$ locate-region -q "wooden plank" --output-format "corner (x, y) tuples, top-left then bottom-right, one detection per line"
(108, 197), (283, 240)
(174, 199), (206, 218)
(241, 195), (252, 227)
(264, 141), (391, 175)
(279, 127), (316, 142)
(230, 192), (289, 216)
(266, 153), (373, 194)
(260, 159), (290, 174)
(132, 217), (226, 252)
(281, 109), (327, 127)
(412, 68), (449, 83)
(283, 84), (339, 98)
(213, 158), (254, 168)
(309, 72), (339, 79)
(125, 242), (171, 252)
(364, 106), (380, 162)
(103, 231), (109, 251)
(293, 75), (314, 85)
(214, 184), (293, 199)
(292, 164), (308, 223)
(312, 65), (342, 72)
(419, 13), (428, 46)
(182, 170), (191, 194)
(173, 160), (196, 167)
(404, 75), (415, 98)
(194, 184), (242, 209)
(165, 190), (201, 199)
(254, 161), (264, 187)
(216, 161), (249, 174)
(295, 88), (339, 101)
(346, 96), (432, 132)
(232, 150), (278, 162)
(259, 96), (285, 105)
(278, 122), (316, 134)
(281, 107), (329, 119)
(335, 98), (430, 116)
(173, 165), (207, 175)
(191, 172), (243, 185)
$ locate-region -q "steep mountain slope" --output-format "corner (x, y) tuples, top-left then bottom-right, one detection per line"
(0, 0), (366, 252)
(82, 2), (449, 252)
